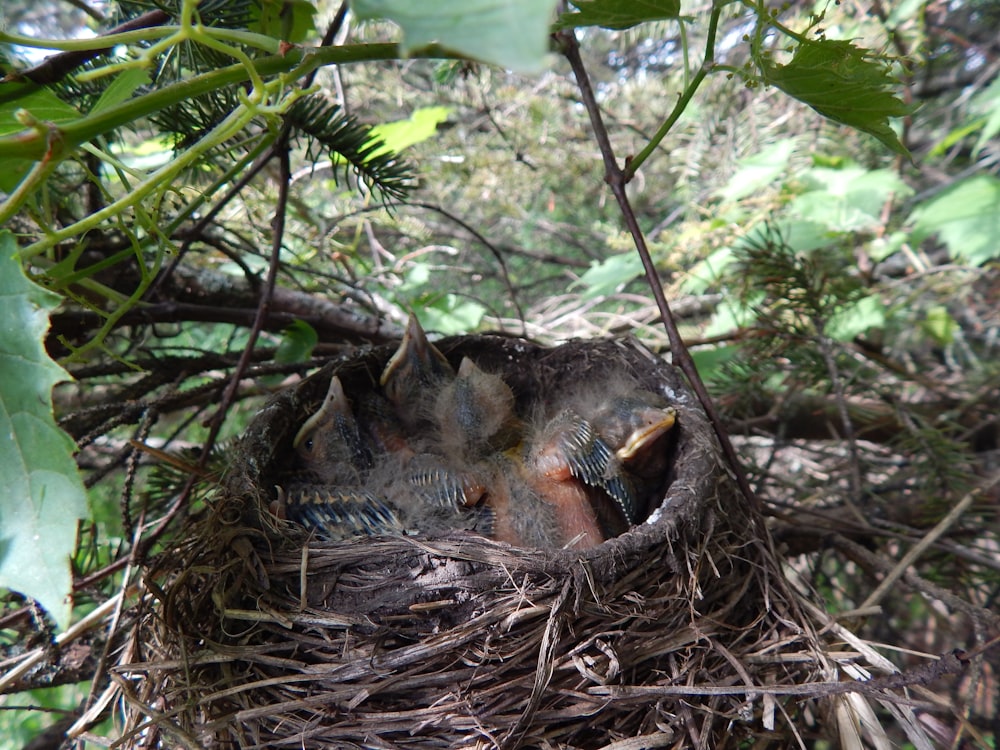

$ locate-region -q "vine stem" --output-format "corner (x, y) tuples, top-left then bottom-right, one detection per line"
(625, 4), (722, 179)
(557, 26), (761, 514)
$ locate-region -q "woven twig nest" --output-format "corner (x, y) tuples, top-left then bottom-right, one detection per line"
(118, 335), (837, 748)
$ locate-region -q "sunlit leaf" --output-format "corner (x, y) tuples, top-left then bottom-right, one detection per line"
(368, 106), (452, 156)
(555, 0), (681, 30)
(789, 166), (911, 231)
(0, 232), (87, 630)
(0, 88), (80, 192)
(681, 246), (734, 295)
(417, 296), (486, 334)
(350, 0), (558, 73)
(972, 76), (1000, 155)
(718, 138), (797, 202)
(909, 174), (1000, 266)
(826, 295), (885, 341)
(760, 39), (913, 157)
(573, 252), (643, 299)
(0, 88), (79, 134)
(691, 343), (740, 380)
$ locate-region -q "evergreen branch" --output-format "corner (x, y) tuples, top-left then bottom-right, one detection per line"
(288, 95), (415, 202)
(0, 43), (400, 162)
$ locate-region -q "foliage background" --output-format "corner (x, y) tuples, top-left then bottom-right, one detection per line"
(0, 0), (998, 746)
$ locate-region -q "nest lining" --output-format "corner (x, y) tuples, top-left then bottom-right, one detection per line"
(114, 335), (876, 749)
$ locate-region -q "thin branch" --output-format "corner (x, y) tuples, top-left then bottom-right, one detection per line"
(556, 27), (761, 515)
(1, 10), (170, 87)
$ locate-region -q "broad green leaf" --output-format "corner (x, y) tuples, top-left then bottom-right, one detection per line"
(274, 320), (318, 364)
(90, 69), (151, 116)
(350, 0), (558, 73)
(681, 246), (733, 295)
(826, 295), (885, 341)
(417, 296), (486, 334)
(909, 174), (1000, 266)
(704, 293), (762, 337)
(573, 252), (643, 299)
(885, 0), (924, 28)
(718, 138), (797, 202)
(367, 106), (452, 157)
(0, 232), (87, 630)
(250, 0), (317, 43)
(745, 218), (839, 254)
(0, 88), (80, 192)
(869, 230), (906, 262)
(0, 88), (79, 135)
(760, 39), (913, 157)
(555, 0), (680, 30)
(789, 166), (911, 231)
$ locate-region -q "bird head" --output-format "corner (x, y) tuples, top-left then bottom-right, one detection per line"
(379, 314), (455, 421)
(293, 375), (372, 482)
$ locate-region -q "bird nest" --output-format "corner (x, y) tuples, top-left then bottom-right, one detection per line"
(115, 335), (859, 748)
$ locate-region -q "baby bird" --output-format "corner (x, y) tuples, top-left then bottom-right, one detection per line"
(293, 375), (373, 485)
(379, 313), (455, 432)
(517, 411), (616, 549)
(278, 484), (405, 540)
(429, 357), (521, 462)
(366, 452), (495, 536)
(583, 385), (677, 518)
(483, 454), (561, 549)
(356, 391), (415, 460)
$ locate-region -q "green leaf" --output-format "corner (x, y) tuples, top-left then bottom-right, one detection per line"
(573, 252), (643, 299)
(0, 88), (80, 192)
(274, 320), (318, 364)
(250, 0), (317, 43)
(825, 294), (885, 341)
(718, 138), (797, 202)
(367, 106), (452, 157)
(921, 305), (956, 345)
(909, 174), (1000, 266)
(0, 232), (87, 630)
(691, 343), (740, 380)
(416, 296), (486, 334)
(760, 39), (913, 157)
(746, 218), (839, 254)
(349, 0), (558, 73)
(789, 166), (912, 231)
(90, 69), (152, 116)
(555, 0), (681, 30)
(681, 246), (733, 295)
(0, 89), (79, 136)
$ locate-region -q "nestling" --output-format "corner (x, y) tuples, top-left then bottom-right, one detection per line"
(379, 314), (455, 432)
(293, 375), (373, 485)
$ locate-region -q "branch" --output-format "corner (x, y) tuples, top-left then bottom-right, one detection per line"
(556, 26), (761, 515)
(0, 9), (170, 87)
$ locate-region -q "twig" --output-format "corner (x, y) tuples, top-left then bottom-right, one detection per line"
(556, 28), (760, 514)
(859, 473), (1000, 611)
(2, 10), (170, 87)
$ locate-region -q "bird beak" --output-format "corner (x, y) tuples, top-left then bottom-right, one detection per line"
(379, 313), (452, 389)
(293, 375), (349, 449)
(615, 406), (676, 461)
